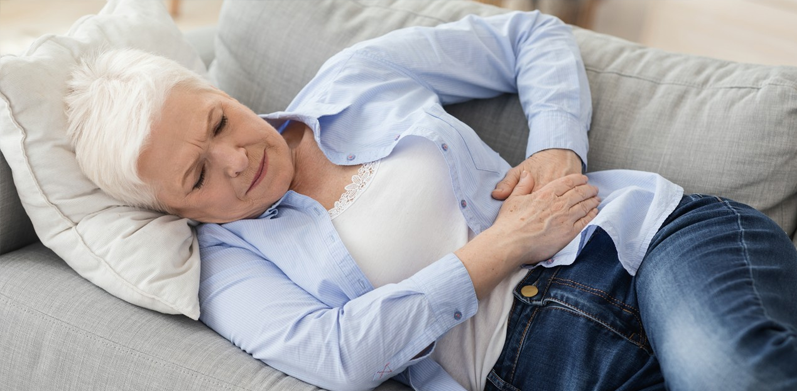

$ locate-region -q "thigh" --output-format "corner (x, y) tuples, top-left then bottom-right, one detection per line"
(487, 228), (665, 391)
(636, 194), (797, 391)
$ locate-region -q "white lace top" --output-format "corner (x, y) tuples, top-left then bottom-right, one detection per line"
(327, 160), (380, 219)
(328, 136), (526, 391)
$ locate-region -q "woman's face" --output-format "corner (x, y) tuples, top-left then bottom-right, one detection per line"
(137, 86), (294, 223)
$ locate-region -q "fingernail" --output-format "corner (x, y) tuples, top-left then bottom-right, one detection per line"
(521, 170), (528, 179)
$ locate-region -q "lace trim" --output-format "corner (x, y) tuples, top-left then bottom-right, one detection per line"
(328, 160), (380, 219)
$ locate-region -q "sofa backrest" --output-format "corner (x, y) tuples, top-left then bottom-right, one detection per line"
(0, 151), (37, 255)
(210, 0), (797, 242)
(572, 27), (797, 241)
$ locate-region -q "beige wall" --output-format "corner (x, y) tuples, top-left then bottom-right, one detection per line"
(501, 0), (797, 67)
(0, 0), (222, 56)
(640, 0), (797, 66)
(3, 0), (797, 66)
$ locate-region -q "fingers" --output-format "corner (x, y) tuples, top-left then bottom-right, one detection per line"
(569, 193), (601, 217)
(510, 170), (535, 197)
(492, 168), (521, 200)
(563, 182), (599, 207)
(567, 186), (600, 231)
(547, 173), (589, 197)
(574, 206), (599, 230)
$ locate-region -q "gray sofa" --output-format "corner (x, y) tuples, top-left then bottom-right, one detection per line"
(2, 1), (796, 390)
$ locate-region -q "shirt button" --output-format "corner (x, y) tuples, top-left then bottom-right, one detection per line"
(460, 200), (467, 208)
(441, 143), (448, 151)
(394, 134), (400, 141)
(520, 285), (539, 298)
(453, 311), (462, 320)
(346, 153), (356, 161)
(546, 259), (553, 265)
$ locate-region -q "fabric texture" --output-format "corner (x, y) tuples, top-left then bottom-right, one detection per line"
(212, 0), (797, 240)
(0, 243), (341, 391)
(574, 30), (797, 239)
(0, 0), (205, 318)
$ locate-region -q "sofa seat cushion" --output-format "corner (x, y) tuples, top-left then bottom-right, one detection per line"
(0, 243), (357, 390)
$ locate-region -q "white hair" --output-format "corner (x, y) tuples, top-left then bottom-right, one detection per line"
(65, 48), (214, 211)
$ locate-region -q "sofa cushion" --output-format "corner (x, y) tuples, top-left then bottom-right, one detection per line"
(573, 30), (797, 238)
(0, 151), (37, 256)
(212, 0), (797, 239)
(0, 0), (204, 318)
(0, 244), (340, 391)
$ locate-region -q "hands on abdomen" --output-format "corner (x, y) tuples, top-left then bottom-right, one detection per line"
(455, 173), (599, 300)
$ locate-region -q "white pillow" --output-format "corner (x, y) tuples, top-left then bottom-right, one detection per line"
(0, 0), (204, 319)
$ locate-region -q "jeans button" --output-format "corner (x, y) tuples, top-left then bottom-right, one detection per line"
(520, 285), (539, 298)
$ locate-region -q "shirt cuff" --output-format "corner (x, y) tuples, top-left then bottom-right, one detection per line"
(408, 253), (479, 337)
(526, 111), (590, 171)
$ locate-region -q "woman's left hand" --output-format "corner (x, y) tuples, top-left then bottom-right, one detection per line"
(491, 149), (583, 200)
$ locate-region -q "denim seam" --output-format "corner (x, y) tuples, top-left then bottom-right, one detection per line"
(723, 199), (772, 322)
(509, 267), (562, 381)
(549, 278), (647, 346)
(487, 369), (522, 391)
(551, 277), (638, 313)
(545, 304), (651, 353)
(509, 306), (541, 383)
(718, 198), (797, 386)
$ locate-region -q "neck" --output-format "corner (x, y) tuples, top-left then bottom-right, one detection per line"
(285, 122), (328, 196)
(283, 122), (360, 210)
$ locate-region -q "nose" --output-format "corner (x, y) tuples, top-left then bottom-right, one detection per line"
(209, 143), (248, 178)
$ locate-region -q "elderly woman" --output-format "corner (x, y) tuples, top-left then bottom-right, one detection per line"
(65, 11), (796, 391)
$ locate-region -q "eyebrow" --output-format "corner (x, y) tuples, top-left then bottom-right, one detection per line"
(181, 107), (215, 192)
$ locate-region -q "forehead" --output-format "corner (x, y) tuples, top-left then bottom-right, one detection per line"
(158, 86), (217, 126)
(137, 88), (218, 190)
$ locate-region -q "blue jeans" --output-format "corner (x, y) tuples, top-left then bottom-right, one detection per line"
(485, 194), (797, 390)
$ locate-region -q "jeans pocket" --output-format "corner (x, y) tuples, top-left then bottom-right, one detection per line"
(486, 369), (522, 391)
(491, 296), (660, 391)
(484, 369), (522, 391)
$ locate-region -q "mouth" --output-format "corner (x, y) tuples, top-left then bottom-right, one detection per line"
(246, 148), (268, 194)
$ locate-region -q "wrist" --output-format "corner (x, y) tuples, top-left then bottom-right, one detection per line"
(454, 228), (518, 300)
(480, 226), (522, 266)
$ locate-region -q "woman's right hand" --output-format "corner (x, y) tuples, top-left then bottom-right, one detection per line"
(489, 171), (600, 266)
(454, 172), (599, 300)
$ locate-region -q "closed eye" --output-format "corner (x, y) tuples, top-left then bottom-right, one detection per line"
(193, 114), (228, 190)
(193, 167), (206, 190)
(215, 115), (227, 135)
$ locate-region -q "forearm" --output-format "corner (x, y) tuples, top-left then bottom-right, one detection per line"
(199, 242), (478, 389)
(454, 228), (517, 300)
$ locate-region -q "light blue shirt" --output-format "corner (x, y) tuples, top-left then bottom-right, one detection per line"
(197, 11), (684, 391)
